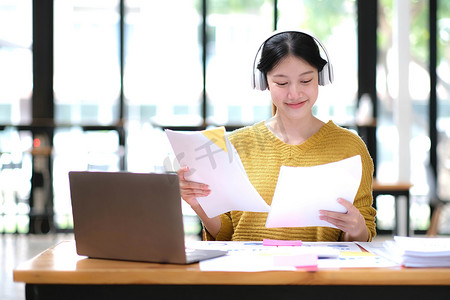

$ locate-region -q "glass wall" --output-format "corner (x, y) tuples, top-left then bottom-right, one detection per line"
(0, 0), (32, 233)
(0, 0), (32, 124)
(124, 0), (203, 175)
(52, 127), (121, 229)
(0, 128), (32, 233)
(436, 0), (450, 233)
(52, 0), (123, 230)
(2, 1), (445, 235)
(206, 0), (273, 126)
(376, 0), (431, 231)
(124, 0), (203, 127)
(54, 0), (121, 125)
(277, 0), (358, 125)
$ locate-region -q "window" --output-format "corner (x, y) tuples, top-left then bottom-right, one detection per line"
(123, 0), (204, 175)
(124, 0), (203, 126)
(437, 1), (450, 204)
(0, 0), (32, 233)
(377, 0), (431, 232)
(206, 0), (273, 126)
(52, 0), (123, 230)
(0, 0), (32, 124)
(52, 128), (121, 230)
(54, 0), (121, 125)
(0, 128), (32, 233)
(277, 0), (358, 124)
(4, 1), (445, 236)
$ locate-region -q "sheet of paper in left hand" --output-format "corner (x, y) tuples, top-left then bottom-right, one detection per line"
(265, 155), (362, 229)
(166, 127), (271, 218)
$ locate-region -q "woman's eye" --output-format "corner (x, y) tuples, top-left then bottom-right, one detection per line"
(275, 82), (288, 86)
(301, 79), (312, 84)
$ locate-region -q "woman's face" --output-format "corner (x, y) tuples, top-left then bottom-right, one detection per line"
(266, 55), (319, 121)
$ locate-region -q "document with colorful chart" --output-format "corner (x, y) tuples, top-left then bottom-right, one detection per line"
(165, 127), (271, 218)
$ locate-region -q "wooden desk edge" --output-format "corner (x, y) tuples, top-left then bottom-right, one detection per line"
(13, 241), (450, 286)
(13, 269), (450, 286)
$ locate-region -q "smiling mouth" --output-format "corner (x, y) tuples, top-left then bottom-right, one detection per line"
(286, 100), (307, 108)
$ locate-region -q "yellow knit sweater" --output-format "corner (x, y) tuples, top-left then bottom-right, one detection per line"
(205, 120), (376, 242)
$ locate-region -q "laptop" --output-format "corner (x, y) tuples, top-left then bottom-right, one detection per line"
(69, 171), (226, 264)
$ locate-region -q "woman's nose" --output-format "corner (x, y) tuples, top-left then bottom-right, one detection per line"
(287, 84), (303, 99)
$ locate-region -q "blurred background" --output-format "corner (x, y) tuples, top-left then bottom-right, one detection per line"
(0, 0), (449, 239)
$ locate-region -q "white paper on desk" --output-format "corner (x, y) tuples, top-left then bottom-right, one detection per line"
(189, 241), (388, 271)
(266, 155), (362, 229)
(165, 127), (271, 218)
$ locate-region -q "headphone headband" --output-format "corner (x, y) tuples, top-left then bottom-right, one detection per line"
(251, 30), (334, 90)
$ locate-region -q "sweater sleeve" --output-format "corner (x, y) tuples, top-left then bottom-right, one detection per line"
(202, 212), (234, 241)
(350, 140), (377, 241)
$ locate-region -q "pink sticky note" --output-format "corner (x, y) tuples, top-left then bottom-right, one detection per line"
(273, 253), (318, 268)
(263, 239), (303, 246)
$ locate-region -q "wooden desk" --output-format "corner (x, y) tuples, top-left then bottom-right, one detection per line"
(13, 241), (450, 300)
(373, 180), (413, 236)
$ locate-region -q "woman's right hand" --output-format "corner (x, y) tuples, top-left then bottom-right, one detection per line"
(177, 166), (221, 238)
(177, 166), (211, 207)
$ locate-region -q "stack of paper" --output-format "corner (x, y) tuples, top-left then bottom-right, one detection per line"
(384, 236), (450, 267)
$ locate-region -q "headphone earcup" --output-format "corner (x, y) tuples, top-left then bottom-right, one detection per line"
(253, 68), (268, 90)
(318, 62), (333, 86)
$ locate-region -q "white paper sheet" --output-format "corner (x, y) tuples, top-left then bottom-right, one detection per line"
(187, 240), (361, 254)
(165, 127), (271, 218)
(265, 155), (362, 228)
(185, 241), (399, 271)
(188, 241), (341, 272)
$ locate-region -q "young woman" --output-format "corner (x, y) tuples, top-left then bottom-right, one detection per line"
(178, 31), (376, 242)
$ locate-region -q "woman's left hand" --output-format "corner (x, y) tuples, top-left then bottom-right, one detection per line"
(319, 198), (369, 242)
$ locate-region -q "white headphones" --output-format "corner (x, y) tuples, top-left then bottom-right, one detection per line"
(251, 30), (334, 90)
